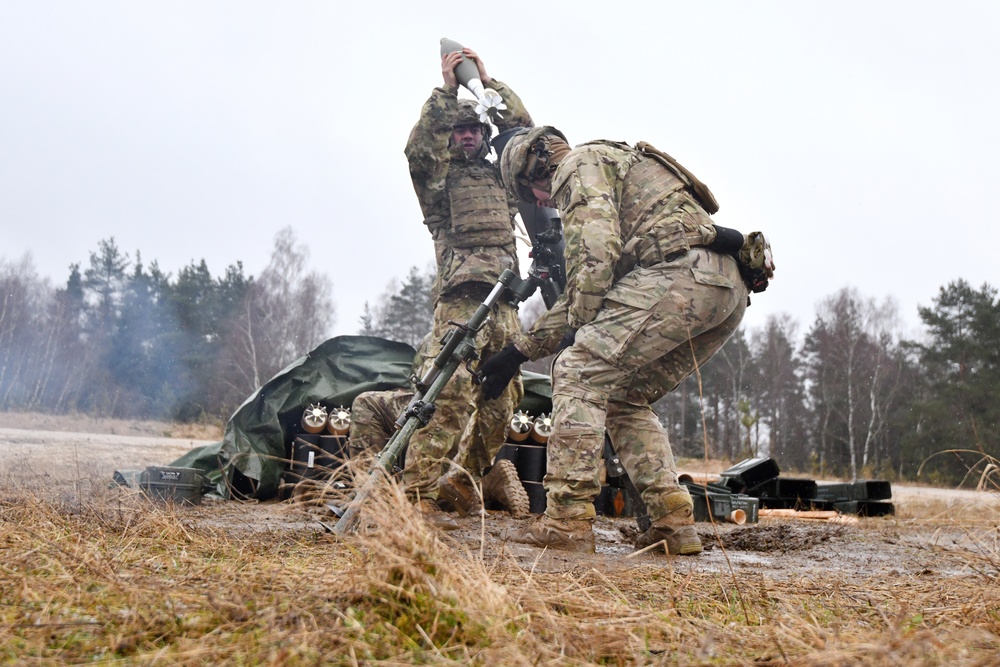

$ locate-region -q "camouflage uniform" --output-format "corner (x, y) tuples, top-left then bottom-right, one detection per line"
(518, 141), (748, 523)
(346, 353), (498, 474)
(402, 81), (532, 500)
(347, 388), (413, 461)
(347, 334), (430, 461)
(347, 343), (526, 514)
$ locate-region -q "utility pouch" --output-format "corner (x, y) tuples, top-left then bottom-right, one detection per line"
(636, 141), (720, 214)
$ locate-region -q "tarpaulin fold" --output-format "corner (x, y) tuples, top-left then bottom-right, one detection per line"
(168, 335), (552, 500)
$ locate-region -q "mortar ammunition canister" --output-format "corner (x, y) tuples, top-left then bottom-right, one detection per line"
(326, 406), (351, 436)
(139, 466), (206, 506)
(300, 403), (328, 434)
(515, 443), (546, 482)
(507, 410), (532, 442)
(522, 480), (547, 514)
(529, 413), (553, 444)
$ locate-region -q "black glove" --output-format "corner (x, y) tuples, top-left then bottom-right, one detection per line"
(556, 327), (577, 352)
(475, 344), (529, 400)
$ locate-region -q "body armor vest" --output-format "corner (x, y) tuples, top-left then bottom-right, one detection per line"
(616, 148), (717, 270)
(444, 163), (513, 249)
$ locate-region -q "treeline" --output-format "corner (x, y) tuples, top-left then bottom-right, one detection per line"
(3, 237), (997, 485)
(0, 228), (332, 422)
(652, 281), (1000, 485)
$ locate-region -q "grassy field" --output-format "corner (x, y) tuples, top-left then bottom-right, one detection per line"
(2, 475), (999, 666)
(1, 415), (999, 665)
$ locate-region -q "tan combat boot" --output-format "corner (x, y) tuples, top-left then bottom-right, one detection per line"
(508, 514), (596, 553)
(416, 499), (460, 531)
(635, 492), (702, 555)
(481, 459), (531, 517)
(437, 471), (482, 517)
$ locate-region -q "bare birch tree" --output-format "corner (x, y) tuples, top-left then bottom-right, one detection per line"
(229, 227), (335, 391)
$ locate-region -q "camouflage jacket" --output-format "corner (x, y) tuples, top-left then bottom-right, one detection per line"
(519, 141), (718, 359)
(404, 80), (532, 299)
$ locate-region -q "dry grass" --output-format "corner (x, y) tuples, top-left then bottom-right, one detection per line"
(2, 466), (1000, 667)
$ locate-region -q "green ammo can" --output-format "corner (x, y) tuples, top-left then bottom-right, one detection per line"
(139, 466), (206, 505)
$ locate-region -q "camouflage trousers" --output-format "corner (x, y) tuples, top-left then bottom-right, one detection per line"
(544, 248), (748, 521)
(347, 388), (413, 463)
(403, 284), (524, 502)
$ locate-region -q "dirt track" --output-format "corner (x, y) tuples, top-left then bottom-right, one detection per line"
(2, 417), (998, 583)
(0, 426), (213, 499)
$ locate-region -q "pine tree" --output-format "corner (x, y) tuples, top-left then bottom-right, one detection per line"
(905, 280), (1000, 483)
(751, 315), (810, 471)
(368, 265), (434, 348)
(76, 238), (131, 414)
(83, 237), (130, 335)
(357, 302), (376, 335)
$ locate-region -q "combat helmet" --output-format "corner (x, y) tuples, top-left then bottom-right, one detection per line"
(454, 99), (492, 141)
(498, 126), (568, 203)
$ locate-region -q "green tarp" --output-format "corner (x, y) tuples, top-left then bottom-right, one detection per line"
(169, 335), (552, 500)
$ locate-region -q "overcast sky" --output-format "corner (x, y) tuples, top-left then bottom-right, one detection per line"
(2, 1), (998, 343)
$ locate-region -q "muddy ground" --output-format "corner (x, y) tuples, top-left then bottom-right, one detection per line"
(2, 411), (998, 583)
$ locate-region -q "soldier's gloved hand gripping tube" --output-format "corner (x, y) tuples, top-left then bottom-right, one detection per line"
(475, 344), (529, 400)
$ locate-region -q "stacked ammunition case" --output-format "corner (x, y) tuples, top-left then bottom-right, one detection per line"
(718, 457), (894, 517)
(279, 405), (353, 500)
